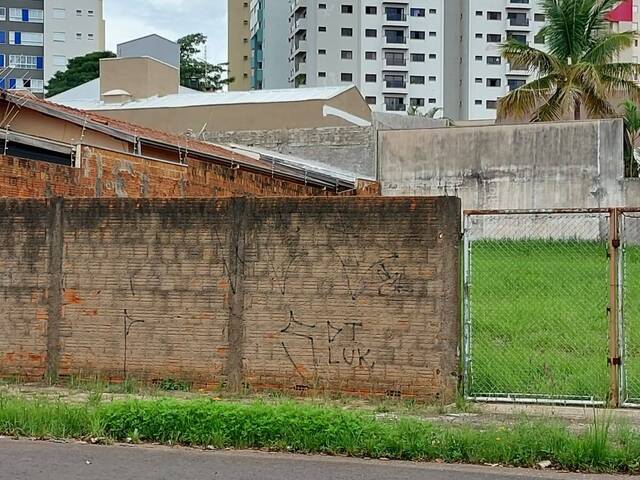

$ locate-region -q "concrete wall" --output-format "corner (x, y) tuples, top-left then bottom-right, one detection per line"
(205, 126), (377, 179)
(0, 197), (461, 400)
(380, 119), (630, 209)
(117, 35), (179, 68)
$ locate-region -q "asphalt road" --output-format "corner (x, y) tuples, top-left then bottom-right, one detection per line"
(0, 438), (620, 480)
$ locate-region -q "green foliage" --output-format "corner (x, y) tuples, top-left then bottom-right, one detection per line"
(621, 100), (640, 176)
(1, 395), (640, 473)
(45, 51), (116, 98)
(498, 0), (640, 122)
(177, 33), (233, 92)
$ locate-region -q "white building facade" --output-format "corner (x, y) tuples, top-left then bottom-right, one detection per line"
(44, 0), (105, 83)
(283, 0), (640, 120)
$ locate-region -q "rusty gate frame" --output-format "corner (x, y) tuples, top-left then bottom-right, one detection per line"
(462, 207), (640, 408)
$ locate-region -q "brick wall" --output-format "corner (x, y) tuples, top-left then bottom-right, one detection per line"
(0, 197), (461, 400)
(0, 145), (335, 199)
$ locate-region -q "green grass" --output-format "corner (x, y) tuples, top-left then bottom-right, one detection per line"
(468, 239), (640, 400)
(0, 395), (639, 473)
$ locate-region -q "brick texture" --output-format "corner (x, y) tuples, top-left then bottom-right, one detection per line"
(0, 197), (461, 400)
(0, 146), (339, 199)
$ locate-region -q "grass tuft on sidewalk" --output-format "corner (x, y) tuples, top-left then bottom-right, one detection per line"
(1, 394), (640, 473)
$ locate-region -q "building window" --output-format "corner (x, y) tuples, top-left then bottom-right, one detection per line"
(428, 98), (436, 104)
(486, 78), (502, 87)
(486, 100), (498, 109)
(365, 96), (376, 105)
(53, 32), (66, 42)
(428, 53), (436, 59)
(486, 56), (501, 65)
(410, 31), (425, 40)
(410, 97), (425, 107)
(486, 34), (502, 42)
(365, 6), (377, 14)
(411, 53), (425, 62)
(318, 72), (326, 77)
(475, 100), (482, 105)
(475, 77), (482, 83)
(76, 9), (82, 16)
(10, 31), (44, 46)
(53, 8), (66, 19)
(0, 7), (5, 20)
(487, 11), (501, 20)
(411, 8), (425, 17)
(365, 51), (377, 60)
(88, 33), (94, 40)
(341, 72), (353, 82)
(341, 50), (353, 59)
(508, 78), (526, 90)
(410, 75), (425, 84)
(341, 5), (353, 14)
(76, 33), (82, 40)
(318, 49), (326, 54)
(319, 3), (326, 8)
(365, 29), (377, 37)
(428, 76), (436, 82)
(534, 13), (545, 22)
(319, 26), (326, 32)
(428, 31), (436, 37)
(8, 54), (43, 70)
(88, 10), (95, 16)
(53, 55), (67, 67)
(341, 28), (353, 37)
(475, 55), (483, 61)
(365, 73), (377, 82)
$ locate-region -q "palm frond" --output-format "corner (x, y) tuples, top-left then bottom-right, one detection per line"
(499, 40), (562, 75)
(532, 86), (574, 121)
(582, 31), (637, 64)
(497, 75), (558, 120)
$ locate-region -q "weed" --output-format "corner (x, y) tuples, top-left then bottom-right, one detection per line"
(1, 395), (639, 473)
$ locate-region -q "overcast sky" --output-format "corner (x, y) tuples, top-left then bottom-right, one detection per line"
(104, 0), (228, 65)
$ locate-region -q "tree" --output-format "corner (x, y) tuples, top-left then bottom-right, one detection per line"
(407, 106), (442, 118)
(177, 33), (233, 92)
(497, 0), (640, 122)
(621, 100), (640, 176)
(45, 51), (116, 97)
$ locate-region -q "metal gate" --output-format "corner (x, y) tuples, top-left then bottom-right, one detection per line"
(622, 211), (640, 406)
(463, 209), (617, 405)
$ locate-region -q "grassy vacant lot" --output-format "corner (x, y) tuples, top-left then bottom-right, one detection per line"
(468, 239), (640, 401)
(1, 394), (640, 473)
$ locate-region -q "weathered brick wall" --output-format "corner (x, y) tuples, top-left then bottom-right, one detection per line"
(0, 201), (52, 378)
(0, 197), (461, 400)
(0, 146), (333, 199)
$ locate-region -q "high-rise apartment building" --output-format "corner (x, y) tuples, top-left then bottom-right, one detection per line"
(289, 0), (462, 116)
(232, 0), (640, 119)
(250, 0), (290, 89)
(228, 0), (251, 91)
(0, 0), (104, 95)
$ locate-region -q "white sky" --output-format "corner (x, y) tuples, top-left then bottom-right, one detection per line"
(103, 0), (228, 65)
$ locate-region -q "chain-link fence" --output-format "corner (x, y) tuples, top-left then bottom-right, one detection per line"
(464, 211), (611, 404)
(622, 213), (640, 405)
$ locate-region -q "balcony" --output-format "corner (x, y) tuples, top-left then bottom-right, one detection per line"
(384, 102), (406, 112)
(292, 39), (307, 57)
(506, 0), (532, 8)
(383, 35), (408, 49)
(508, 17), (530, 27)
(385, 80), (406, 88)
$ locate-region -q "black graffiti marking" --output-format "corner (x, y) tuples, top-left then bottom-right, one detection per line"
(327, 321), (343, 343)
(344, 322), (363, 341)
(281, 342), (306, 381)
(280, 311), (318, 371)
(376, 263), (413, 296)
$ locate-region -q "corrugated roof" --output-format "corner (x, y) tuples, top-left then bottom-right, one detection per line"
(51, 85), (357, 111)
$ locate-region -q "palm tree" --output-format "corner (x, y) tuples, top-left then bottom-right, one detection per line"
(621, 100), (640, 175)
(497, 0), (640, 122)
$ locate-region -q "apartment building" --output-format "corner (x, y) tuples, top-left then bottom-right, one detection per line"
(0, 0), (104, 95)
(289, 0), (463, 117)
(228, 0), (251, 91)
(43, 0), (104, 83)
(249, 0), (290, 89)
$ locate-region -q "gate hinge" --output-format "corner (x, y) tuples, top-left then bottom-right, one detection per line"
(612, 238), (621, 249)
(608, 357), (622, 366)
